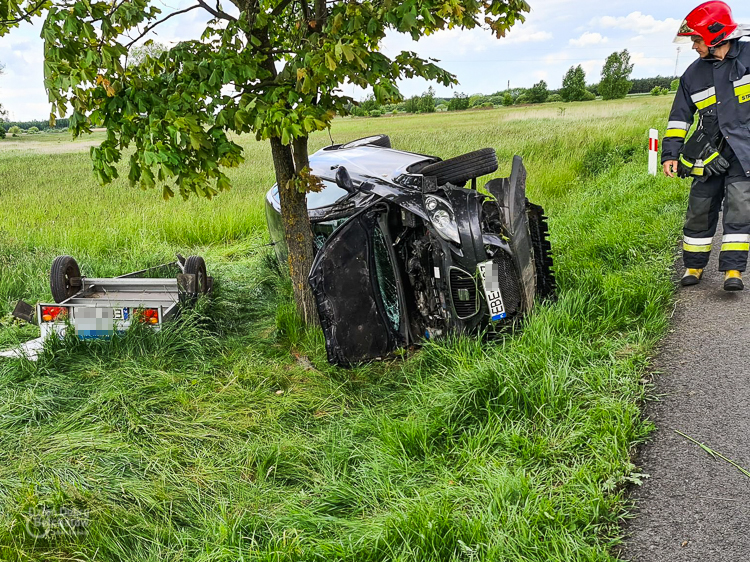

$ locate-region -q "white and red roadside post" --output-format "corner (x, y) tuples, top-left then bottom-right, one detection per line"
(648, 128), (659, 176)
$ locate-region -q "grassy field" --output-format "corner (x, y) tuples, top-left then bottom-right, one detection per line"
(0, 96), (685, 561)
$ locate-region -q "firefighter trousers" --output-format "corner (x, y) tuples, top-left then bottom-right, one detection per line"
(683, 148), (750, 272)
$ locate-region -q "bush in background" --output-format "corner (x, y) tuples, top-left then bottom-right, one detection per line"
(561, 65), (588, 102)
(600, 50), (634, 100)
(527, 80), (549, 104)
(448, 92), (470, 111)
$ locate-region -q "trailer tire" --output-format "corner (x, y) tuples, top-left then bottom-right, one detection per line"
(184, 256), (208, 296)
(50, 255), (81, 303)
(340, 134), (391, 149)
(419, 148), (498, 186)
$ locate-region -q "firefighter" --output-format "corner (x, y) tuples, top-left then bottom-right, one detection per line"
(662, 1), (750, 291)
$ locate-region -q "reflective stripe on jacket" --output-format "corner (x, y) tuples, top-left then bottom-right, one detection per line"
(662, 39), (750, 177)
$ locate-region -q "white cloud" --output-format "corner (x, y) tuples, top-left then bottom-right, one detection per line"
(503, 30), (553, 44)
(593, 12), (680, 36)
(569, 32), (608, 47)
(579, 59), (604, 78)
(630, 51), (676, 74)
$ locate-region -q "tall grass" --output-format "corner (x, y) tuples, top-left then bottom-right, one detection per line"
(0, 96), (682, 561)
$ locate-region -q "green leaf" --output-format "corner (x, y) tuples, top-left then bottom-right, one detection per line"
(141, 166), (155, 189)
(325, 53), (337, 71)
(209, 68), (220, 86)
(216, 175), (231, 192)
(373, 84), (388, 104)
(340, 44), (354, 62)
(189, 133), (203, 150)
(234, 109), (248, 129)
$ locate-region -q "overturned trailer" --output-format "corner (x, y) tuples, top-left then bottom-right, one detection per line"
(2, 254), (211, 360)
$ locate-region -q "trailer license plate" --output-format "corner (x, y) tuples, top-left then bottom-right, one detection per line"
(75, 308), (130, 339)
(477, 261), (507, 321)
(75, 307), (115, 339)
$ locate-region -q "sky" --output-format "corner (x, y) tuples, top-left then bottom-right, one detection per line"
(1, 0), (749, 120)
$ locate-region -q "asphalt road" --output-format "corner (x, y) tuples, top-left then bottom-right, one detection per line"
(622, 228), (750, 561)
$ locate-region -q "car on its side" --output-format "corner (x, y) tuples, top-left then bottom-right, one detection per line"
(265, 134), (555, 367)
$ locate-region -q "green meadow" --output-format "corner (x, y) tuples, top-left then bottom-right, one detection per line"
(0, 96), (685, 561)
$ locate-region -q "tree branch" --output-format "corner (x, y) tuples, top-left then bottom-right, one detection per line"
(314, 0), (325, 23)
(0, 0), (48, 26)
(197, 0), (237, 21)
(271, 0), (293, 17)
(89, 0), (129, 24)
(124, 4), (203, 49)
(298, 0), (310, 22)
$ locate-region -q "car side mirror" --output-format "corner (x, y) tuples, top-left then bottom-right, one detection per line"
(335, 166), (355, 193)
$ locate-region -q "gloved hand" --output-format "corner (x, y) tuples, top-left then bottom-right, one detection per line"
(677, 128), (730, 181)
(700, 145), (730, 177)
(677, 155), (695, 178)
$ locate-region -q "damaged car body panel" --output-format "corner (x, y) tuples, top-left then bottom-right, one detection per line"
(485, 156), (537, 312)
(265, 135), (555, 367)
(308, 204), (406, 366)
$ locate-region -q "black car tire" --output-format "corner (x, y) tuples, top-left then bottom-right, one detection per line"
(526, 201), (556, 302)
(340, 134), (392, 149)
(419, 148), (498, 186)
(50, 255), (81, 303)
(184, 256), (208, 296)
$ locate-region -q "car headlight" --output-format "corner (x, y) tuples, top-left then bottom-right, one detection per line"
(425, 196), (460, 244)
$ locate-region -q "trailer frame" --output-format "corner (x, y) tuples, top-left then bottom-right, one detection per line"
(30, 254), (212, 341)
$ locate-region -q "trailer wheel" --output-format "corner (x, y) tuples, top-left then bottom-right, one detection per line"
(340, 134), (391, 149)
(184, 256), (208, 296)
(419, 148), (498, 186)
(50, 255), (81, 303)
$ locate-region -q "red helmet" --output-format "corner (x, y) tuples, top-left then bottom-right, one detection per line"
(675, 1), (737, 46)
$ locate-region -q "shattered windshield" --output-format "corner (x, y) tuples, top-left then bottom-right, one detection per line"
(306, 180), (350, 209)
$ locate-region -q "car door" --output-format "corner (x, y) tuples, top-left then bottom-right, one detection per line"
(308, 205), (404, 367)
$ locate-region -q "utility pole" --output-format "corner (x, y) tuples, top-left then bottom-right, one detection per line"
(674, 47), (681, 77)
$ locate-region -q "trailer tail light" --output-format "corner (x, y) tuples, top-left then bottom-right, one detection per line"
(41, 306), (68, 322)
(136, 308), (159, 324)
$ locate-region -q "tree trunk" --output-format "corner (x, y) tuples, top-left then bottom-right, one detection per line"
(270, 136), (319, 327)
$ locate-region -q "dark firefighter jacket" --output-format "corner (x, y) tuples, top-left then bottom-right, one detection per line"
(662, 39), (750, 178)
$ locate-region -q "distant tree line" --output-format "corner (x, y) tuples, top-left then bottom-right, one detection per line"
(2, 118), (70, 130)
(629, 76), (676, 94)
(347, 50), (652, 117)
(6, 53), (666, 124)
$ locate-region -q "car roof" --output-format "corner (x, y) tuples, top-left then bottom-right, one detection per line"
(308, 145), (435, 182)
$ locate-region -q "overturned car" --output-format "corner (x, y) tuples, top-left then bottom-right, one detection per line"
(265, 135), (555, 367)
